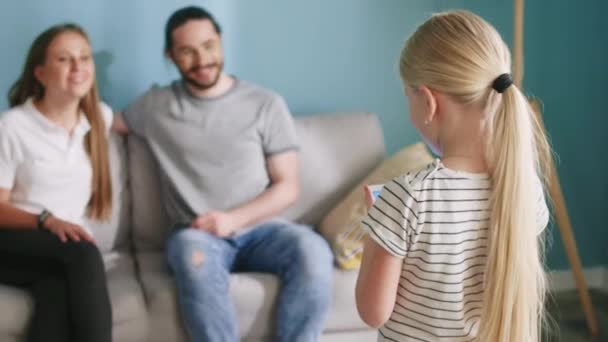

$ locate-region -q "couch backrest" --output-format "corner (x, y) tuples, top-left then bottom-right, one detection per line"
(128, 112), (385, 251)
(282, 112), (385, 225)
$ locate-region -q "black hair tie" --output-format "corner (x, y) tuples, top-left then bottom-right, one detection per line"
(492, 73), (513, 93)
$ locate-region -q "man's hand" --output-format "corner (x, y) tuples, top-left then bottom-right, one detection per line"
(191, 210), (240, 237)
(43, 215), (95, 243)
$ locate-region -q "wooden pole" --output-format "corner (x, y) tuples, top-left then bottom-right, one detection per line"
(513, 0), (598, 336)
(531, 102), (599, 336)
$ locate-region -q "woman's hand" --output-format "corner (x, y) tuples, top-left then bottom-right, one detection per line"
(42, 215), (95, 243)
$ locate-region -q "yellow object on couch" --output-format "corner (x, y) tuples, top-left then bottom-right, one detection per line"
(319, 142), (434, 269)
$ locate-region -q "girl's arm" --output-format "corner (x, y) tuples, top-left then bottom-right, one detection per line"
(0, 188), (94, 242)
(0, 188), (37, 229)
(355, 185), (404, 328)
(355, 236), (403, 328)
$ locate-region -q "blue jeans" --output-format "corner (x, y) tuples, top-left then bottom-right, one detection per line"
(166, 220), (334, 342)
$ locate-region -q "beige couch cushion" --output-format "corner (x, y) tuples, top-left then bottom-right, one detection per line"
(0, 253), (148, 342)
(104, 253), (149, 341)
(282, 112), (385, 226)
(319, 142), (433, 269)
(0, 285), (30, 336)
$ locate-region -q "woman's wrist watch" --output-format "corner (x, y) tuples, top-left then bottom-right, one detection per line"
(37, 209), (52, 230)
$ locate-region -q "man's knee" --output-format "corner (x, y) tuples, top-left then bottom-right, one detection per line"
(291, 228), (334, 278)
(166, 229), (216, 271)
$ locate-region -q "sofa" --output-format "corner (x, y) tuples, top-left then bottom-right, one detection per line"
(0, 112), (386, 342)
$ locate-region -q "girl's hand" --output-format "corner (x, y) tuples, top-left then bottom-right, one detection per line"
(42, 215), (95, 243)
(363, 185), (374, 210)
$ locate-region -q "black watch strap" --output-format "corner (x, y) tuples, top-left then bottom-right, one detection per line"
(37, 209), (52, 230)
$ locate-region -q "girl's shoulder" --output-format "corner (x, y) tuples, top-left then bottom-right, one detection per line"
(394, 159), (442, 191)
(97, 101), (113, 133)
(98, 101), (112, 115)
(390, 159), (491, 203)
(0, 102), (38, 142)
(381, 160), (440, 206)
(0, 102), (32, 126)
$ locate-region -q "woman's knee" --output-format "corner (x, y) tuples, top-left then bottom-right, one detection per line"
(68, 240), (102, 260)
(63, 241), (105, 277)
(30, 274), (68, 305)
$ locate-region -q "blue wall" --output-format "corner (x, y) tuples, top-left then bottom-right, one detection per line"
(0, 0), (436, 154)
(523, 0), (608, 269)
(1, 1), (605, 269)
(0, 0), (235, 115)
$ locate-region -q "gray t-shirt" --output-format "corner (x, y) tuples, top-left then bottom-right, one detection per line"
(124, 79), (298, 227)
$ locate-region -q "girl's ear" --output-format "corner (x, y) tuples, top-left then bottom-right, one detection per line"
(34, 66), (45, 86)
(419, 85), (438, 124)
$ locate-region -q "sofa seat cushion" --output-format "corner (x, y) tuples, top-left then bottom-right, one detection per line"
(104, 252), (149, 338)
(0, 284), (30, 336)
(137, 252), (369, 341)
(0, 252), (147, 340)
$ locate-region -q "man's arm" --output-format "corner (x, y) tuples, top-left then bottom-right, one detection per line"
(111, 112), (130, 135)
(232, 150), (299, 227)
(191, 150), (299, 236)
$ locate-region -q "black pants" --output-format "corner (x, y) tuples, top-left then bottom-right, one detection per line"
(0, 229), (112, 342)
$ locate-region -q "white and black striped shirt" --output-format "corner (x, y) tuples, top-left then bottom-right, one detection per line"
(361, 160), (549, 342)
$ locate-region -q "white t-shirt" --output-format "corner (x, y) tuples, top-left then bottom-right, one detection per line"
(362, 160), (549, 342)
(0, 98), (113, 233)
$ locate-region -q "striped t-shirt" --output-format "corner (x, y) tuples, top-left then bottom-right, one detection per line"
(361, 159), (549, 342)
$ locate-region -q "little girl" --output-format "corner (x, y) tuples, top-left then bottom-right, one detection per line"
(356, 11), (551, 342)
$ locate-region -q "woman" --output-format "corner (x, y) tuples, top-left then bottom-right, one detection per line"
(0, 24), (114, 342)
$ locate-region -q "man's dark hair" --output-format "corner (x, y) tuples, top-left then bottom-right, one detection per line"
(165, 6), (221, 52)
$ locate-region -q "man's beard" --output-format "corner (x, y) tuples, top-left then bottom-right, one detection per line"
(181, 61), (224, 90)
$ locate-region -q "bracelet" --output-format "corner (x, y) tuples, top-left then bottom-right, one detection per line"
(37, 209), (52, 230)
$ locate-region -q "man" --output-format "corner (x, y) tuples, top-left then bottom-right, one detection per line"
(116, 6), (333, 342)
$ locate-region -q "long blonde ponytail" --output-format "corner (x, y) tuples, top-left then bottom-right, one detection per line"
(399, 11), (550, 341)
(482, 84), (547, 341)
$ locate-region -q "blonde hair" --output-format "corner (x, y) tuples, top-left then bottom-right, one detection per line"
(399, 11), (551, 341)
(9, 24), (112, 220)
